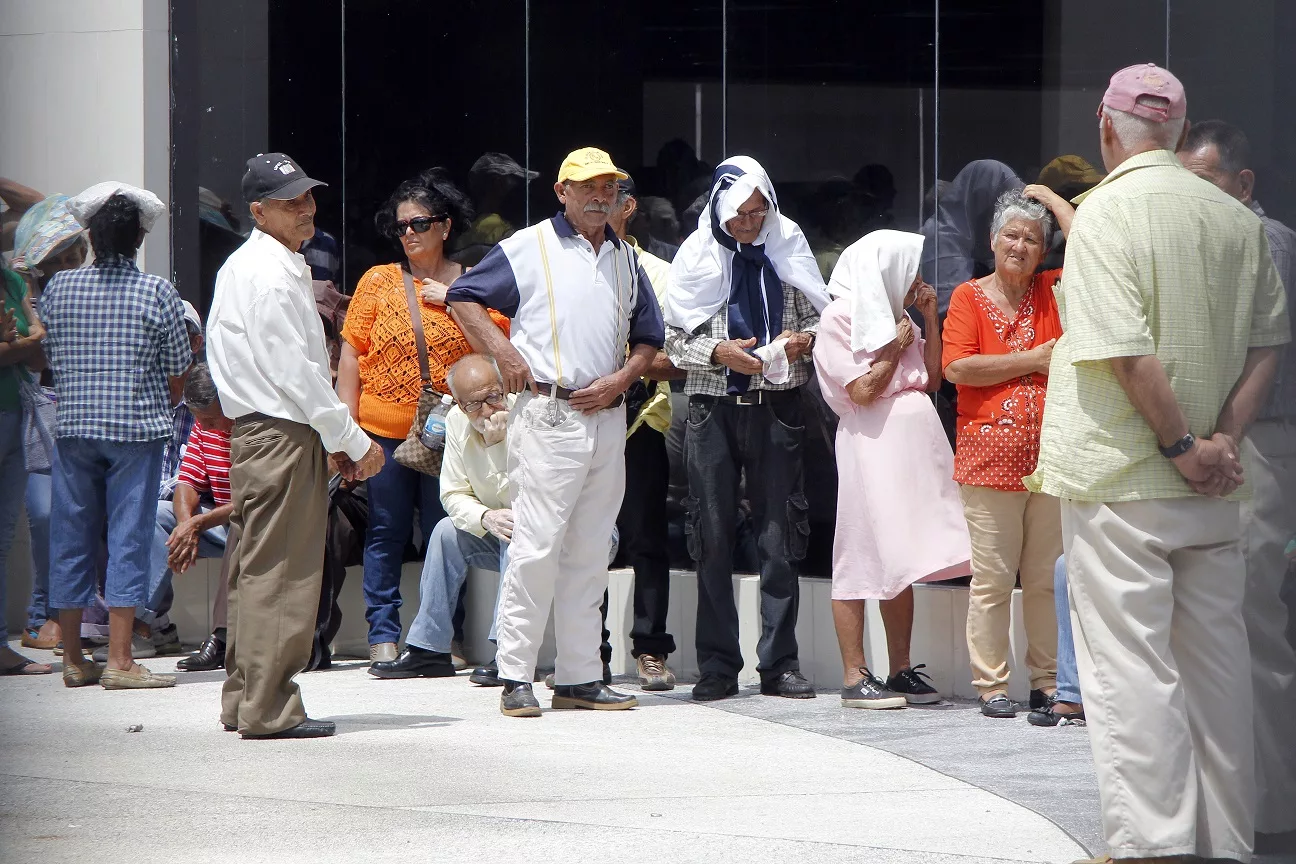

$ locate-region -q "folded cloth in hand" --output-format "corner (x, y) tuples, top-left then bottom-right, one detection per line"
(753, 337), (790, 385)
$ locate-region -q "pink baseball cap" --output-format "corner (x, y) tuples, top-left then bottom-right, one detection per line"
(1098, 63), (1186, 122)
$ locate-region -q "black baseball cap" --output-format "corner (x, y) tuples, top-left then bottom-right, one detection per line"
(616, 174), (637, 197)
(242, 153), (327, 204)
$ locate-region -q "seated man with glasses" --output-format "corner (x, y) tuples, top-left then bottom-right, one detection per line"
(370, 353), (512, 679)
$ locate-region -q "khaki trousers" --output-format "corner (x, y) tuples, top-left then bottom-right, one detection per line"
(1063, 497), (1254, 861)
(220, 418), (329, 736)
(960, 485), (1062, 695)
(1241, 418), (1296, 834)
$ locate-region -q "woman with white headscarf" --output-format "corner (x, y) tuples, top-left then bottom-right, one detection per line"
(813, 229), (971, 710)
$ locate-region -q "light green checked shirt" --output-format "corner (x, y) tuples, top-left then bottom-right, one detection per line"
(1026, 149), (1290, 502)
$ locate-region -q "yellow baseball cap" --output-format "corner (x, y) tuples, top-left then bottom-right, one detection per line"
(557, 147), (629, 183)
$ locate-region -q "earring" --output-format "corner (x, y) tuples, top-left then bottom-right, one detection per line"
(442, 233), (449, 240)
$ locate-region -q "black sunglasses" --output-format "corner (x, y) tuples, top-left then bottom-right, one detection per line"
(392, 215), (448, 238)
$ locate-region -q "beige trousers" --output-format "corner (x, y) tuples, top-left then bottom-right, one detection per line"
(1241, 418), (1296, 834)
(960, 485), (1062, 696)
(220, 418), (329, 736)
(1063, 497), (1254, 861)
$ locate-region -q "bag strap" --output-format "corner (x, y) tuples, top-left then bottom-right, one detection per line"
(400, 269), (432, 384)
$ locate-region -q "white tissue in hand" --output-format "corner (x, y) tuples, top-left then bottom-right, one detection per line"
(753, 338), (791, 384)
(478, 410), (509, 446)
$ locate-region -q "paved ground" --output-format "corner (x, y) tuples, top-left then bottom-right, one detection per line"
(2, 643), (1291, 863)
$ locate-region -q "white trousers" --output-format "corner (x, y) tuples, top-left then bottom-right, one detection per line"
(495, 393), (626, 686)
(1063, 497), (1255, 862)
(1241, 418), (1296, 834)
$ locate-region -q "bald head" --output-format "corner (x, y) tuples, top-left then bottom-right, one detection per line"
(447, 354), (502, 400)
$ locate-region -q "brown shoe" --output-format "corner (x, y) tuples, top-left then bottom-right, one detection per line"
(63, 661), (104, 688)
(21, 628), (59, 651)
(636, 654), (676, 691)
(450, 640), (468, 671)
(369, 642), (398, 664)
(100, 664), (176, 690)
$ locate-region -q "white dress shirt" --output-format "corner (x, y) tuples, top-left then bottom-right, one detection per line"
(438, 401), (512, 537)
(207, 229), (370, 462)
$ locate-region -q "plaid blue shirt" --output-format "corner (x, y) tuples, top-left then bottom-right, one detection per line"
(159, 402), (196, 498)
(40, 256), (192, 441)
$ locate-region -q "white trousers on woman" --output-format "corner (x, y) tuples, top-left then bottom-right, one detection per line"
(1063, 496), (1254, 862)
(495, 393), (626, 687)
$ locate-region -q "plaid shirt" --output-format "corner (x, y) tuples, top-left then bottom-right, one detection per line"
(40, 256), (192, 442)
(158, 402), (196, 499)
(665, 283), (820, 397)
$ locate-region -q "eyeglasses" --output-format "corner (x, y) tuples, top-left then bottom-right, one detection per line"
(392, 215), (447, 239)
(460, 391), (505, 413)
(731, 206), (769, 224)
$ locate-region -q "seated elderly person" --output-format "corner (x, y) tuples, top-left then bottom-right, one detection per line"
(370, 354), (510, 680)
(941, 185), (1074, 718)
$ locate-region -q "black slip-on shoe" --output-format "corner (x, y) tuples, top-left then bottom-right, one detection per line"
(551, 682), (637, 710)
(177, 633), (226, 672)
(470, 662), (502, 687)
(886, 664), (941, 705)
(501, 680), (542, 717)
(1027, 693), (1086, 727)
(979, 693), (1018, 718)
(760, 669), (816, 699)
(368, 647), (456, 680)
(242, 718), (336, 740)
(1029, 688), (1050, 711)
(691, 673), (739, 702)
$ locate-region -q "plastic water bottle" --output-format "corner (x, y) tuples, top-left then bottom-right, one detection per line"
(419, 394), (454, 451)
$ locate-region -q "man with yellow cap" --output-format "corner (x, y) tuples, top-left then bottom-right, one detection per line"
(448, 147), (665, 717)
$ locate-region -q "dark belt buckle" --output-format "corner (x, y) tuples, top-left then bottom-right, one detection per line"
(734, 392), (762, 406)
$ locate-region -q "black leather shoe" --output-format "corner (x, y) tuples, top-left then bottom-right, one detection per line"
(501, 680), (541, 717)
(1029, 688), (1049, 710)
(222, 722), (237, 732)
(368, 647), (456, 679)
(980, 694), (1018, 718)
(241, 718), (336, 739)
(760, 669), (816, 699)
(470, 661), (502, 686)
(177, 633), (225, 672)
(551, 682), (637, 710)
(692, 673), (739, 702)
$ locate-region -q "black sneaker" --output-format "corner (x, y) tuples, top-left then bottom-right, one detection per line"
(1027, 693), (1086, 727)
(886, 664), (941, 705)
(841, 669), (907, 709)
(500, 680), (542, 717)
(760, 669), (816, 699)
(979, 693), (1018, 718)
(692, 673), (739, 702)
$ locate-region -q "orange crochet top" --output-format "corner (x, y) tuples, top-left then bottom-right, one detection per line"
(342, 263), (509, 439)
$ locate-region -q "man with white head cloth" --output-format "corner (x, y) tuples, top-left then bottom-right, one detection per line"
(664, 156), (831, 701)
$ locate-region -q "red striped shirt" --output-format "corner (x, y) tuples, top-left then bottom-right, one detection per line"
(177, 423), (231, 506)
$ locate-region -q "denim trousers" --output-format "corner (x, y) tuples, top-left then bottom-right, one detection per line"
(0, 409), (28, 643)
(24, 472), (51, 631)
(1054, 554), (1081, 704)
(405, 515), (507, 654)
(684, 393), (809, 680)
(362, 434), (446, 645)
(49, 436), (165, 609)
(141, 499), (228, 620)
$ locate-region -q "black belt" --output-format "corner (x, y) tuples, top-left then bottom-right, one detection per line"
(533, 382), (625, 409)
(691, 390), (797, 407)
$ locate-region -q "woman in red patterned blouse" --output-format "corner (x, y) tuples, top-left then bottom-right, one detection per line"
(940, 185), (1074, 719)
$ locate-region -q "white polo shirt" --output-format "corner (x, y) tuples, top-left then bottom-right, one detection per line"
(445, 213), (664, 390)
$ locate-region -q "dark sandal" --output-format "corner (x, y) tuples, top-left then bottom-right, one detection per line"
(1, 657), (54, 676)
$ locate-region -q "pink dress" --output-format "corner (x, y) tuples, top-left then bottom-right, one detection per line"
(813, 298), (972, 600)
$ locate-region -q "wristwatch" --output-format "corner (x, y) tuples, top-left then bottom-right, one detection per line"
(1158, 432), (1196, 459)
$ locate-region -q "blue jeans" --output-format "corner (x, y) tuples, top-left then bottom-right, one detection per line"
(24, 472), (51, 631)
(0, 409), (28, 643)
(142, 499), (228, 620)
(1055, 554), (1082, 704)
(49, 437), (165, 609)
(362, 434), (446, 644)
(406, 515), (507, 653)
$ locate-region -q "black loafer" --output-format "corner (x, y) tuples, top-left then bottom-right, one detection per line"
(691, 673), (740, 702)
(177, 633), (226, 672)
(368, 647), (456, 679)
(221, 722), (237, 732)
(470, 661), (502, 687)
(980, 694), (1018, 718)
(501, 680), (542, 717)
(551, 681), (637, 710)
(241, 718), (336, 739)
(760, 669), (816, 699)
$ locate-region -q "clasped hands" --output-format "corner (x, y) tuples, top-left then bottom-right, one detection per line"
(1172, 433), (1244, 498)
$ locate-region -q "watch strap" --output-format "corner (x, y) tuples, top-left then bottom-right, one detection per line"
(1159, 432), (1196, 459)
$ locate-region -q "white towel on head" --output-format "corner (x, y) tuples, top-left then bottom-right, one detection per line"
(827, 230), (925, 354)
(68, 181), (167, 233)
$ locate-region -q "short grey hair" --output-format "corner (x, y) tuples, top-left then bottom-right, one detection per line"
(445, 354), (502, 399)
(183, 362), (219, 410)
(1102, 100), (1186, 152)
(990, 189), (1054, 248)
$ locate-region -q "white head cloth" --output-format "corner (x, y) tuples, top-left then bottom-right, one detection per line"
(827, 229), (925, 354)
(68, 181), (167, 233)
(664, 155), (830, 334)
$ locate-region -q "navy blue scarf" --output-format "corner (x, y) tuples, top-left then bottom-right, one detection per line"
(710, 165), (784, 394)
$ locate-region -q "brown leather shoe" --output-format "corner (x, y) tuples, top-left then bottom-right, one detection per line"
(21, 627), (59, 650)
(100, 664), (176, 690)
(636, 654), (676, 691)
(369, 642), (398, 664)
(63, 661), (104, 688)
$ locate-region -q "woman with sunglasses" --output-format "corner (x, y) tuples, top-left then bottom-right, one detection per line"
(338, 168), (509, 667)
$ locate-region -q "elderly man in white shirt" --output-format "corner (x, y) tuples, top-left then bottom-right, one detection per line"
(449, 147), (666, 717)
(206, 153), (384, 740)
(370, 354), (512, 680)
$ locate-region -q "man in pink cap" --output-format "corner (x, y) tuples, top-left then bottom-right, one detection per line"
(1027, 64), (1291, 862)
